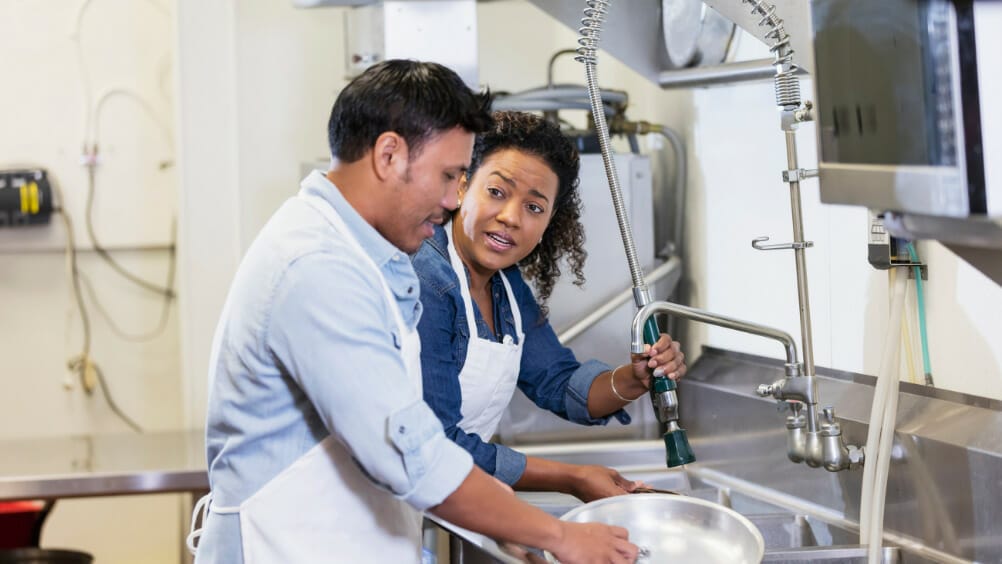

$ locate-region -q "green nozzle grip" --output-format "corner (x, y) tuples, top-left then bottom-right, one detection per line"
(643, 316), (660, 346)
(652, 375), (677, 393)
(664, 428), (696, 467)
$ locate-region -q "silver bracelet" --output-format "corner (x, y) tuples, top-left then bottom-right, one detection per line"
(610, 365), (637, 403)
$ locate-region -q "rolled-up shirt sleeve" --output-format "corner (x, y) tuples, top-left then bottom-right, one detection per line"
(564, 360), (631, 425)
(512, 273), (631, 426)
(266, 252), (473, 510)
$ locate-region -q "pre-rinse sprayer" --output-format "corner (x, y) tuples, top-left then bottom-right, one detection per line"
(577, 0), (860, 472)
(576, 0), (694, 468)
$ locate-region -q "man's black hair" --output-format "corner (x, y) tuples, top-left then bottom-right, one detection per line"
(328, 59), (493, 162)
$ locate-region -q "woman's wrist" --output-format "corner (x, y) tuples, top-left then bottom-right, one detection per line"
(610, 365), (646, 402)
(550, 461), (583, 497)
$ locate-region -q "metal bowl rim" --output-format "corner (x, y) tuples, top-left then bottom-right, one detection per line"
(558, 493), (765, 558)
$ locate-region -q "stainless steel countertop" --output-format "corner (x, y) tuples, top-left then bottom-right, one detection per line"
(0, 429), (207, 500)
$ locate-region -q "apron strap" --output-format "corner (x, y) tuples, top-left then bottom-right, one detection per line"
(300, 191), (407, 332)
(496, 270), (524, 343)
(445, 224), (480, 340)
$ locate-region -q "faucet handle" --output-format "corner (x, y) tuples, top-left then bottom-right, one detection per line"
(848, 445), (865, 468)
(821, 406), (836, 425)
(820, 406), (842, 436)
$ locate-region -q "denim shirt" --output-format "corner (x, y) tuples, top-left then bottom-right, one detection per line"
(196, 172), (473, 563)
(412, 225), (629, 485)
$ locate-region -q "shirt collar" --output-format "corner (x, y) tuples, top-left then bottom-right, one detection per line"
(299, 169), (404, 268)
(426, 222), (451, 260)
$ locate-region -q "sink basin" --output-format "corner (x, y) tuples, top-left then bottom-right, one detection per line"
(483, 442), (901, 562)
(513, 495), (896, 562)
(514, 479), (859, 552)
(633, 470), (870, 557)
(509, 492), (885, 562)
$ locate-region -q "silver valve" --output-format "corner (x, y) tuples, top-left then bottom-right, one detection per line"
(652, 387), (679, 423)
(820, 406), (840, 435)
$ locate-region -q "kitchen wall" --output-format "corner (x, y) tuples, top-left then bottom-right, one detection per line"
(1, 1), (184, 561)
(0, 0), (181, 441)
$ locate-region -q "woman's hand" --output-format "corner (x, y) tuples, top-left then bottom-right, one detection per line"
(630, 333), (686, 387)
(568, 465), (642, 503)
(587, 334), (687, 416)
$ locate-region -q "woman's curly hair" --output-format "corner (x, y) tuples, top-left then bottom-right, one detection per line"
(465, 111), (586, 316)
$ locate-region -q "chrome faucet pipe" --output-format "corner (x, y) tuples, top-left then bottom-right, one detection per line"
(784, 129), (816, 378)
(630, 301), (799, 365)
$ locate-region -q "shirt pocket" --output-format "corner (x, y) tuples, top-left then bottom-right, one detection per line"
(387, 400), (442, 485)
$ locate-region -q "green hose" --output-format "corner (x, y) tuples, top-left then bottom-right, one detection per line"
(906, 242), (934, 386)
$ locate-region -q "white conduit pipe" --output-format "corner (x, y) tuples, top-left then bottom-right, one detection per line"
(859, 272), (909, 563)
(869, 272), (910, 562)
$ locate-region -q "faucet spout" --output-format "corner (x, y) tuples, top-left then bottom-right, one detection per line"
(630, 301), (799, 365)
(631, 301), (860, 472)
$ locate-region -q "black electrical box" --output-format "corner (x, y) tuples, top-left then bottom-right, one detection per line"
(0, 168), (54, 227)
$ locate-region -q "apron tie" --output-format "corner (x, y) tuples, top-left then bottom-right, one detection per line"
(186, 493), (212, 555)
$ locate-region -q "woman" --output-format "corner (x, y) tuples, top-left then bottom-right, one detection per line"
(412, 111), (686, 502)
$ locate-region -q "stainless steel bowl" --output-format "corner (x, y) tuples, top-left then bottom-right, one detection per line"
(547, 493), (764, 563)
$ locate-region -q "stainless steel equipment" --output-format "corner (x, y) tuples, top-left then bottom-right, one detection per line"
(487, 347), (997, 562)
(678, 347), (1002, 563)
(811, 0), (999, 219)
(547, 493), (764, 563)
(809, 0), (1002, 284)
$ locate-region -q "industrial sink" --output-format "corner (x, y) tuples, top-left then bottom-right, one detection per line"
(430, 440), (900, 563)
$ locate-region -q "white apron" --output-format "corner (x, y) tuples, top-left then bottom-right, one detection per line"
(446, 226), (525, 439)
(189, 191), (424, 563)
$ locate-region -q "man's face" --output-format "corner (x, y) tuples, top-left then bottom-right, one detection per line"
(381, 127), (474, 253)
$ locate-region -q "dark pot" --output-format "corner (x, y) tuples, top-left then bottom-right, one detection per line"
(0, 549), (93, 564)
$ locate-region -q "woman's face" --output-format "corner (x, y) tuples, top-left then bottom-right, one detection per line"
(453, 148), (559, 277)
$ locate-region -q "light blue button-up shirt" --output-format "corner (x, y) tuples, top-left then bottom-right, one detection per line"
(195, 171), (474, 562)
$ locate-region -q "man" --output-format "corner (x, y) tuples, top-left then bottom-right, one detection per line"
(190, 60), (637, 563)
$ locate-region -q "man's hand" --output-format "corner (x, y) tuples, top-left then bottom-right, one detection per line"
(549, 521), (638, 564)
